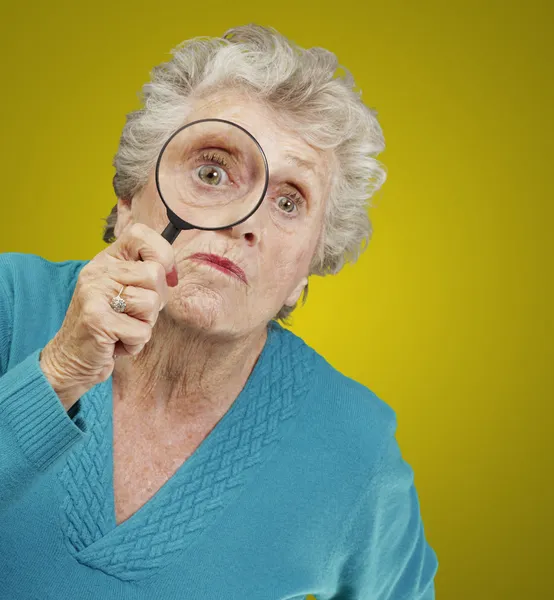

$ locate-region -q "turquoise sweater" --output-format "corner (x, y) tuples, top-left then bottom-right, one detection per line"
(0, 252), (438, 599)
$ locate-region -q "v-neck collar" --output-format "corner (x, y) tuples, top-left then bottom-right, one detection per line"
(56, 321), (317, 581)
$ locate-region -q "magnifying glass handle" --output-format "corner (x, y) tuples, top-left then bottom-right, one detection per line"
(161, 222), (181, 245)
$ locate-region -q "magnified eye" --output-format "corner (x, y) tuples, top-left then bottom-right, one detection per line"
(197, 165), (225, 186)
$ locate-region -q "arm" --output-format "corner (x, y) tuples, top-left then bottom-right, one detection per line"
(0, 256), (86, 511)
(324, 434), (438, 599)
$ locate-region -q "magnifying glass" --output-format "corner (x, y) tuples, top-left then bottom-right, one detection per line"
(155, 118), (270, 244)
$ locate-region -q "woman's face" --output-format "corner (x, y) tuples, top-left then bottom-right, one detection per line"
(116, 90), (333, 337)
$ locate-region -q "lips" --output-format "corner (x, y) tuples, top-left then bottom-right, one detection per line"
(188, 253), (248, 284)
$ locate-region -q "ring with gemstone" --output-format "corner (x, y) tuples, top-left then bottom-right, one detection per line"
(109, 285), (127, 313)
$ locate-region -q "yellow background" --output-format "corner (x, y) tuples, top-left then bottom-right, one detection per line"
(1, 0), (552, 598)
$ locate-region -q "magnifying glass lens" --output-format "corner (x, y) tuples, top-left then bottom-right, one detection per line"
(156, 119), (267, 230)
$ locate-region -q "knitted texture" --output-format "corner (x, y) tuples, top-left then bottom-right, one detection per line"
(57, 322), (316, 580)
(1, 253), (438, 598)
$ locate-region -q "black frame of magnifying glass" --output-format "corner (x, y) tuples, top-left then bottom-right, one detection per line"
(155, 118), (270, 244)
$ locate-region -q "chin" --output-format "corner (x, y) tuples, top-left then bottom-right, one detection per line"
(165, 284), (237, 334)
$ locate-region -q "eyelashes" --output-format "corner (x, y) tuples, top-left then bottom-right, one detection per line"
(200, 150), (229, 168)
(283, 188), (304, 207)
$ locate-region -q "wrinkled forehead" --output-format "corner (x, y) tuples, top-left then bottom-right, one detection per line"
(186, 90), (334, 181)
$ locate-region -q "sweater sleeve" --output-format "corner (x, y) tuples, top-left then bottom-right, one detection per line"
(322, 433), (439, 600)
(0, 257), (87, 512)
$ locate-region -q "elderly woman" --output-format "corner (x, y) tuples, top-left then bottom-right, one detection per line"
(0, 24), (437, 600)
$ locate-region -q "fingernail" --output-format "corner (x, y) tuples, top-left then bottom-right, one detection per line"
(166, 265), (178, 287)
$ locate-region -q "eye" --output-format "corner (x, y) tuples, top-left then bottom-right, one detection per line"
(276, 195), (303, 214)
(197, 164), (225, 186)
(195, 151), (231, 186)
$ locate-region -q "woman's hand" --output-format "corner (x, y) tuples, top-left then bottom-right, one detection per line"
(39, 223), (178, 411)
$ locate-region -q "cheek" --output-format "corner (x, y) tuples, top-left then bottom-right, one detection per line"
(265, 244), (312, 291)
(132, 179), (169, 230)
(261, 216), (323, 286)
(133, 179), (212, 252)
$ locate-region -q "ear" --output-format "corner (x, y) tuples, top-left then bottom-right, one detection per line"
(285, 276), (308, 308)
(113, 197), (134, 239)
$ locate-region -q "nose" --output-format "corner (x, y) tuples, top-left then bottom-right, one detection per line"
(220, 213), (260, 246)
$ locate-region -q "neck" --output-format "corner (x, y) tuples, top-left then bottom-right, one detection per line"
(112, 311), (268, 425)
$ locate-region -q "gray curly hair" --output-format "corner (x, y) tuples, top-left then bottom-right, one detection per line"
(104, 24), (387, 322)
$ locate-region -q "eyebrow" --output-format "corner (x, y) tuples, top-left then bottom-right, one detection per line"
(285, 154), (317, 174)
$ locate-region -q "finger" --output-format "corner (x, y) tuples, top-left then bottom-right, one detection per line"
(108, 285), (162, 326)
(106, 222), (177, 279)
(105, 310), (153, 356)
(113, 339), (144, 359)
(107, 260), (170, 308)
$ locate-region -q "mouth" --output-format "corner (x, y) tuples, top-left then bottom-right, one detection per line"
(188, 253), (248, 284)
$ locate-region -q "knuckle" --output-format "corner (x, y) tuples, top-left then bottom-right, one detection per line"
(137, 323), (152, 344)
(80, 299), (101, 321)
(77, 263), (97, 286)
(147, 290), (161, 313)
(76, 274), (97, 296)
(117, 260), (134, 277)
(130, 222), (147, 238)
(145, 260), (166, 288)
(160, 245), (175, 270)
(145, 236), (174, 272)
(154, 260), (166, 281)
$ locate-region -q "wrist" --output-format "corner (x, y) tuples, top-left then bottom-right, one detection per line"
(39, 344), (81, 411)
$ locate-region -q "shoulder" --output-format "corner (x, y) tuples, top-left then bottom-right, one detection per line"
(273, 323), (398, 476)
(0, 253), (90, 368)
(0, 252), (88, 298)
(0, 251), (88, 279)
